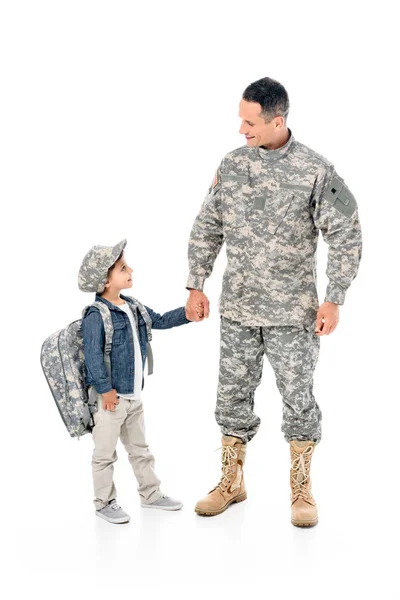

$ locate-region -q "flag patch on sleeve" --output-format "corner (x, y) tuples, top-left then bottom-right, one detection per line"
(207, 170), (221, 198)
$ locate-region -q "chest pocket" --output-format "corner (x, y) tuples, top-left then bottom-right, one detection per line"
(252, 188), (294, 235)
(112, 317), (126, 345)
(220, 173), (248, 228)
(252, 182), (312, 235)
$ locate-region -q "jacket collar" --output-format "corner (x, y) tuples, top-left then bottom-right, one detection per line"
(258, 128), (295, 162)
(94, 293), (133, 312)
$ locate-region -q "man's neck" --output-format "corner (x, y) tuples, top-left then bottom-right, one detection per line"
(262, 128), (290, 150)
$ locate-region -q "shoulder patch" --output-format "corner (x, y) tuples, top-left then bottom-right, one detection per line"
(323, 173), (357, 218)
(211, 171), (219, 190)
(207, 169), (222, 197)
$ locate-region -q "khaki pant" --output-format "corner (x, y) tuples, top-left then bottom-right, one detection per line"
(90, 391), (161, 510)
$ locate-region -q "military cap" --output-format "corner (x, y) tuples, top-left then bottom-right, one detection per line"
(78, 239), (127, 293)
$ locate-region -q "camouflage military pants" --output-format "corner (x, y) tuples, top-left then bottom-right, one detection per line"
(215, 316), (322, 443)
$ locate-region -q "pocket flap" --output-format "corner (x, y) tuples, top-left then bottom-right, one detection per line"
(220, 173), (249, 183)
(113, 317), (126, 329)
(279, 182), (312, 192)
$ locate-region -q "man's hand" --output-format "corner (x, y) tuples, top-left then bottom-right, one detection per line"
(186, 289), (210, 321)
(315, 302), (340, 336)
(186, 302), (204, 321)
(102, 389), (119, 411)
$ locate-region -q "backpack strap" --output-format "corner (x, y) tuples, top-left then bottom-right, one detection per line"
(125, 297), (152, 341)
(125, 296), (154, 375)
(82, 301), (114, 355)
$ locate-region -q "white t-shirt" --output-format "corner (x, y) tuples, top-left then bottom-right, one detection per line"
(117, 302), (143, 401)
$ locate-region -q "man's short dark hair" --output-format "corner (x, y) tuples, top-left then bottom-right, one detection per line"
(242, 77), (290, 123)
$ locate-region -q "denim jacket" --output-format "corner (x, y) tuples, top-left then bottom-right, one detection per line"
(82, 293), (191, 395)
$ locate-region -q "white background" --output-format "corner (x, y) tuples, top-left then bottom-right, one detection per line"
(1, 1), (399, 598)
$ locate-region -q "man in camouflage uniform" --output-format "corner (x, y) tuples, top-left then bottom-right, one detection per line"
(185, 77), (362, 526)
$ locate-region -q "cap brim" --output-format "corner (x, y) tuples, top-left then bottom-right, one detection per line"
(107, 239), (127, 269)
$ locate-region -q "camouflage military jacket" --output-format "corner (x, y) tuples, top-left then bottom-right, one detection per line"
(187, 130), (362, 327)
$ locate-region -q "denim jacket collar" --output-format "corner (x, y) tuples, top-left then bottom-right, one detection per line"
(94, 293), (133, 312)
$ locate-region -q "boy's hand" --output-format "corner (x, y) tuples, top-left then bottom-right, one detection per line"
(101, 389), (119, 411)
(195, 302), (204, 319)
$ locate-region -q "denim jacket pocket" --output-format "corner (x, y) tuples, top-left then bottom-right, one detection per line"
(112, 318), (126, 345)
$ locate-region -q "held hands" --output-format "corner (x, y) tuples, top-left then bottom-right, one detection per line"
(185, 289), (210, 322)
(101, 389), (119, 411)
(315, 302), (340, 336)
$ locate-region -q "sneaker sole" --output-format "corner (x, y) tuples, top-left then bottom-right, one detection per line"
(140, 503), (183, 511)
(195, 491), (247, 516)
(96, 512), (130, 524)
(291, 517), (318, 527)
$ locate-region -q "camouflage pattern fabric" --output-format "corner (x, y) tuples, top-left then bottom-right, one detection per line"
(40, 302), (114, 438)
(41, 297), (155, 439)
(215, 316), (321, 443)
(78, 239), (127, 293)
(187, 131), (362, 328)
(88, 301), (114, 352)
(41, 320), (90, 438)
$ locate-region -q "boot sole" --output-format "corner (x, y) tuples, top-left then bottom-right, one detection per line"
(195, 492), (247, 516)
(291, 517), (318, 528)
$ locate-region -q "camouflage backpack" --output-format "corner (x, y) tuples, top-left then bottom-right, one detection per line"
(40, 297), (153, 439)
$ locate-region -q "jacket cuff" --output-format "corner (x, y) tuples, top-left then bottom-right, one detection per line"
(325, 281), (346, 305)
(186, 274), (205, 291)
(94, 380), (113, 395)
(178, 306), (191, 325)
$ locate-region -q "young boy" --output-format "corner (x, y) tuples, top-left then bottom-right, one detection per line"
(79, 239), (203, 524)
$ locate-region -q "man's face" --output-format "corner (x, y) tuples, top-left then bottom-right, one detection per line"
(107, 255), (133, 291)
(238, 99), (279, 147)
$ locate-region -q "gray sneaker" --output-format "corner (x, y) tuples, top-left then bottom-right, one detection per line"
(96, 499), (130, 524)
(141, 494), (183, 511)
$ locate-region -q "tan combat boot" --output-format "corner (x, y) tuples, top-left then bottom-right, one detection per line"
(195, 435), (247, 516)
(290, 440), (318, 527)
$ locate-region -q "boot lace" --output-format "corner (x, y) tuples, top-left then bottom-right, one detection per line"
(216, 445), (238, 491)
(290, 444), (314, 502)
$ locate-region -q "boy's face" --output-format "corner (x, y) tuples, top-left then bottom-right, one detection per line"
(105, 255), (133, 292)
